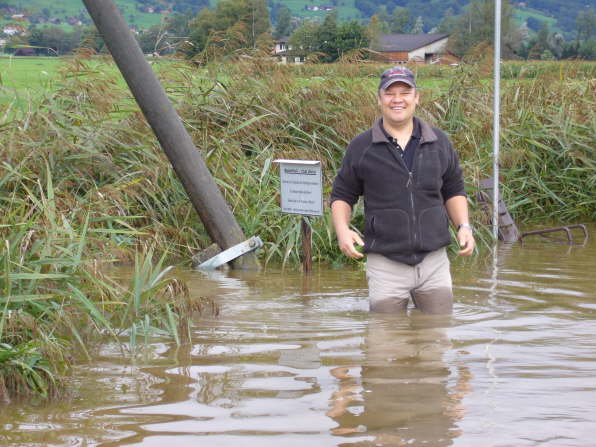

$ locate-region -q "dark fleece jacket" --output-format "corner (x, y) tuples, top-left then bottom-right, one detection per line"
(330, 117), (466, 266)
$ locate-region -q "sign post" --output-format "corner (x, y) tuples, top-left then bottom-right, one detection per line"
(274, 160), (323, 273)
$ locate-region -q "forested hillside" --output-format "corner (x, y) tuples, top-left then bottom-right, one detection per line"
(1, 0), (590, 35)
(1, 0), (593, 60)
(351, 0), (588, 34)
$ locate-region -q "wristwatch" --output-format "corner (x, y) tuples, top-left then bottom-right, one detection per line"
(457, 223), (473, 232)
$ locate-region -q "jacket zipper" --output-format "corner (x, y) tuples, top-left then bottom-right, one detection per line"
(370, 216), (376, 250)
(410, 148), (425, 265)
(409, 170), (417, 264)
(386, 141), (420, 263)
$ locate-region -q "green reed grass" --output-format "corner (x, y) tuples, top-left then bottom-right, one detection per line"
(1, 139), (207, 399)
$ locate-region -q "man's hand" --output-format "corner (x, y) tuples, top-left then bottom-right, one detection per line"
(445, 196), (475, 257)
(331, 200), (364, 259)
(457, 227), (475, 256)
(337, 229), (365, 259)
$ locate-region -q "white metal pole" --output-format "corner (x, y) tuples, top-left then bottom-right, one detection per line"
(492, 0), (502, 241)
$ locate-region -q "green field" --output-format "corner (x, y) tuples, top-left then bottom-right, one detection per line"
(513, 7), (561, 35)
(2, 0), (364, 31)
(1, 0), (164, 29)
(1, 0), (578, 34)
(6, 0), (362, 23)
(278, 0), (362, 21)
(0, 56), (62, 112)
(0, 55), (160, 114)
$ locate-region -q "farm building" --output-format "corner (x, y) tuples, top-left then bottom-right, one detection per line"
(373, 33), (459, 65)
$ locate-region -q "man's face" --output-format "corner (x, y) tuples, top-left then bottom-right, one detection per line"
(377, 82), (419, 128)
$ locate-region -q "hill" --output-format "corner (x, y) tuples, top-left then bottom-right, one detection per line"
(1, 0), (588, 37)
(0, 0), (214, 30)
(346, 0), (585, 36)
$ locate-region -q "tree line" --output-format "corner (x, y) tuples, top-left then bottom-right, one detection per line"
(354, 0), (587, 36)
(2, 0), (594, 61)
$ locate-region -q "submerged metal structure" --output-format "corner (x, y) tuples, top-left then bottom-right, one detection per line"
(82, 0), (258, 269)
(477, 178), (589, 245)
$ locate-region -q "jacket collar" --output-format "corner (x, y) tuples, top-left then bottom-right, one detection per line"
(372, 117), (438, 145)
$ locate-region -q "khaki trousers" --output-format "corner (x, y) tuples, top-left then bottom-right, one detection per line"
(366, 248), (453, 314)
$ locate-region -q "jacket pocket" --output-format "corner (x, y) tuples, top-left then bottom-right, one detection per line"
(416, 149), (441, 191)
(366, 208), (411, 253)
(419, 206), (451, 251)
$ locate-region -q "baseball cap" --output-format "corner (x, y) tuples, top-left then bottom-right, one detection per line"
(378, 66), (416, 90)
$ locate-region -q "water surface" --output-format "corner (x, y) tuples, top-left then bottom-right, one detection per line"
(1, 225), (595, 446)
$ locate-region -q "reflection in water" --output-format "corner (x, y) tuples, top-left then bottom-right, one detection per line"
(327, 314), (471, 446)
(0, 225), (595, 446)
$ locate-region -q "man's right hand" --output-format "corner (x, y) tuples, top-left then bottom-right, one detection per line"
(337, 229), (365, 259)
(331, 200), (364, 259)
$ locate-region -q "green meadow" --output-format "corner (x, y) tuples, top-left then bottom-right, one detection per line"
(0, 0), (164, 29)
(0, 56), (63, 112)
(513, 7), (560, 33)
(279, 0), (362, 21)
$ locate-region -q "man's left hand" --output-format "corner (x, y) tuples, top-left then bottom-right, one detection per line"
(457, 227), (475, 256)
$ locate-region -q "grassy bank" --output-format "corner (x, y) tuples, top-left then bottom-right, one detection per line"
(1, 56), (594, 400)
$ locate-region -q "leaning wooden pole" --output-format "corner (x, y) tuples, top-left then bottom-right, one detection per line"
(82, 0), (258, 269)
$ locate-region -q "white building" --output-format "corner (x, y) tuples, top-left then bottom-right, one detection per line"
(375, 33), (459, 65)
(3, 26), (23, 36)
(273, 38), (305, 64)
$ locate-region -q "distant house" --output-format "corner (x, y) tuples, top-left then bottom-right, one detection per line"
(66, 17), (83, 26)
(273, 37), (306, 64)
(373, 33), (459, 65)
(2, 25), (26, 36)
(14, 47), (35, 56)
(306, 5), (334, 12)
(274, 37), (289, 55)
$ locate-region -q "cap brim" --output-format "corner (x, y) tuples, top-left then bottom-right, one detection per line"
(380, 78), (415, 90)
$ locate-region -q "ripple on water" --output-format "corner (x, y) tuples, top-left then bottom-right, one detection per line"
(3, 226), (596, 447)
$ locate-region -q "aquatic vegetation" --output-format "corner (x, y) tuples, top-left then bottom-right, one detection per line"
(0, 217), (205, 400)
(0, 161), (206, 399)
(0, 56), (594, 399)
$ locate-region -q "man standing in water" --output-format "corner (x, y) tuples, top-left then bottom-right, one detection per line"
(330, 66), (474, 314)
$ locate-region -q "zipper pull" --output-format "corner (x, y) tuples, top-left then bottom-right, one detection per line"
(406, 171), (413, 188)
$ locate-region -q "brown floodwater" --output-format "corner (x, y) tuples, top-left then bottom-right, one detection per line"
(1, 225), (595, 447)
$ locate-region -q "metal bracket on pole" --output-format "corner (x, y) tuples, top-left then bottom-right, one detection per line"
(196, 236), (263, 270)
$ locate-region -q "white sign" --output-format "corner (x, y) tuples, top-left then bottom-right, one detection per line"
(274, 159), (323, 217)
